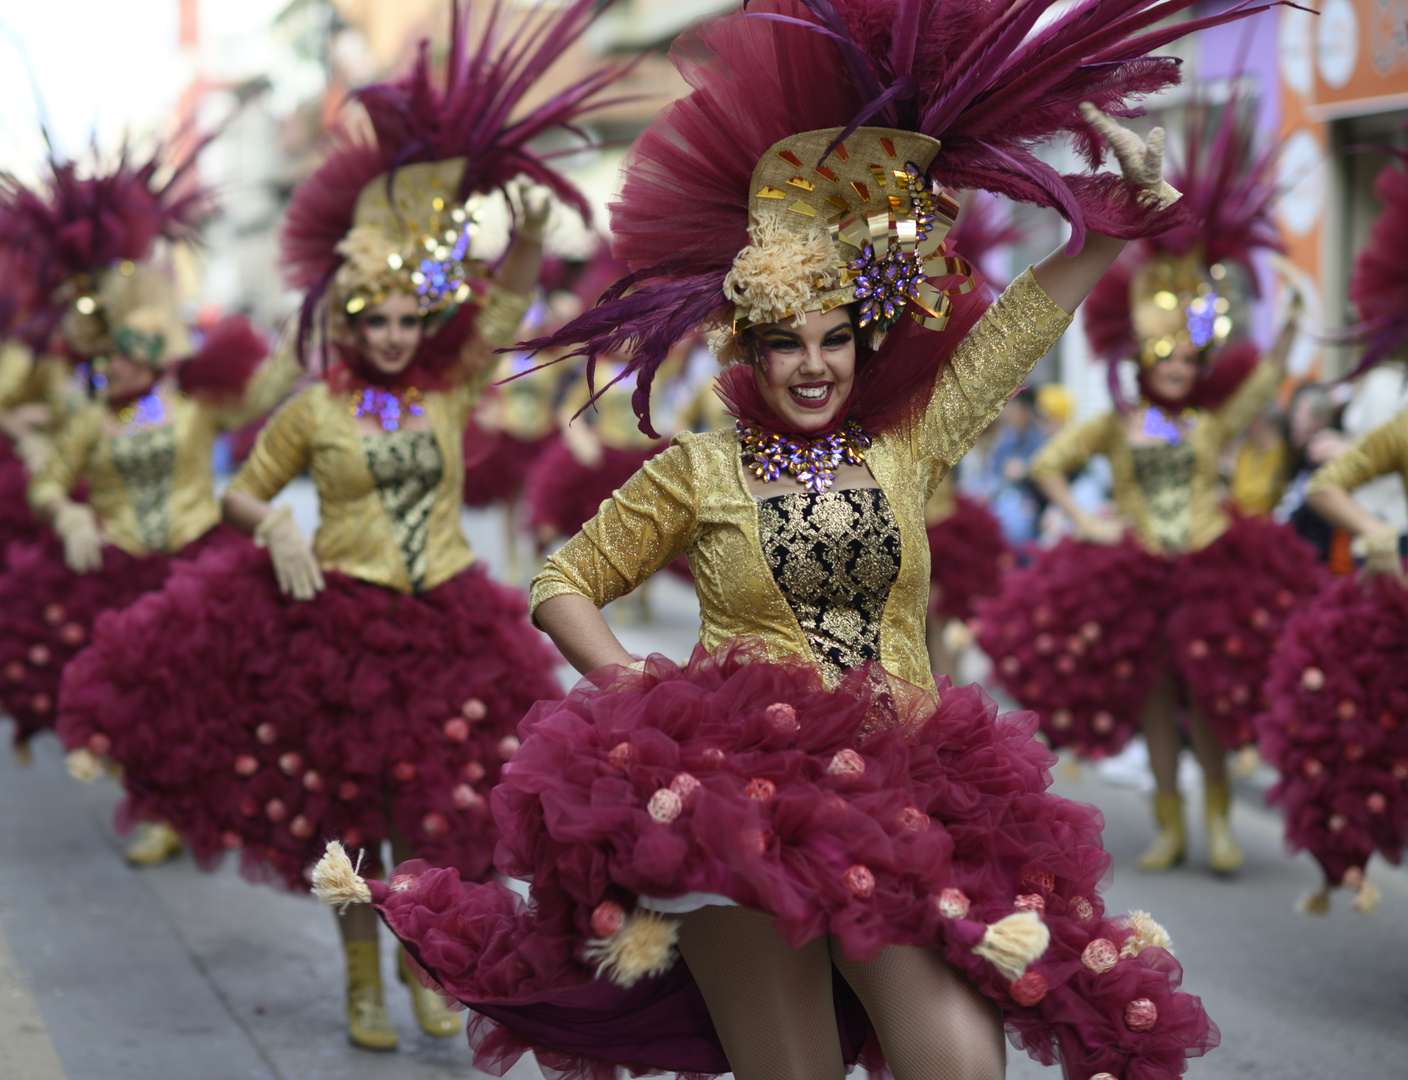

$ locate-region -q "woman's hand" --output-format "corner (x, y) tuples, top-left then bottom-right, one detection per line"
(51, 500), (103, 573)
(563, 421), (604, 469)
(1360, 528), (1405, 582)
(1073, 511), (1126, 546)
(253, 504), (325, 600)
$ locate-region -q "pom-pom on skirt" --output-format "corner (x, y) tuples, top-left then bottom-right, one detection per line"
(363, 641), (1218, 1080)
(1257, 574), (1408, 887)
(0, 525), (233, 748)
(55, 542), (564, 891)
(976, 516), (1327, 758)
(926, 493), (1012, 622)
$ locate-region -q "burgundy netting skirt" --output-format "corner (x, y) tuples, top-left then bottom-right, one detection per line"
(55, 543), (565, 891)
(927, 494), (1013, 622)
(464, 429), (560, 508)
(0, 525), (234, 748)
(1257, 574), (1408, 888)
(363, 641), (1218, 1080)
(976, 516), (1327, 758)
(0, 440), (42, 555)
(524, 442), (661, 539)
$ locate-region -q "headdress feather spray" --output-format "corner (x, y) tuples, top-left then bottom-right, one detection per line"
(1338, 149), (1408, 374)
(523, 0), (1291, 436)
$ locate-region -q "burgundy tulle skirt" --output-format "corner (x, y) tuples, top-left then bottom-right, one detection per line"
(1257, 574), (1408, 887)
(525, 442), (660, 539)
(365, 641), (1217, 1080)
(0, 440), (41, 555)
(927, 494), (1012, 622)
(55, 543), (565, 891)
(0, 526), (233, 749)
(464, 429), (561, 508)
(976, 516), (1328, 758)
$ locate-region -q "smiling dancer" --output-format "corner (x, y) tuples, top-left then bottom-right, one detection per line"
(977, 97), (1323, 875)
(311, 0), (1285, 1076)
(54, 0), (627, 1049)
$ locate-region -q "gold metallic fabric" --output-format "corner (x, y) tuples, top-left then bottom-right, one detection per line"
(1308, 408), (1408, 496)
(923, 472), (957, 526)
(363, 429), (444, 593)
(1028, 357), (1279, 554)
(532, 267), (1070, 692)
(29, 351), (299, 556)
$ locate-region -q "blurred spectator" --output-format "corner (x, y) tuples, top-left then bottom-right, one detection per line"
(1228, 403), (1290, 516)
(969, 387), (1048, 546)
(1274, 382), (1349, 560)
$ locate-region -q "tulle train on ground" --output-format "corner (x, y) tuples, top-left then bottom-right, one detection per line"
(0, 526), (233, 748)
(976, 516), (1327, 757)
(55, 541), (564, 891)
(1257, 574), (1408, 887)
(927, 493), (1012, 622)
(365, 640), (1218, 1080)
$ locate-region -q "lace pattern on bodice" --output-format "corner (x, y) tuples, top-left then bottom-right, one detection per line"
(109, 425), (177, 552)
(757, 488), (902, 684)
(362, 430), (444, 592)
(1131, 441), (1196, 553)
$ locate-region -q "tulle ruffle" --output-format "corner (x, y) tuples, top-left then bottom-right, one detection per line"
(976, 517), (1327, 757)
(1257, 574), (1408, 886)
(464, 429), (560, 508)
(55, 541), (564, 891)
(927, 494), (1012, 622)
(0, 526), (231, 748)
(366, 640), (1218, 1080)
(524, 442), (659, 539)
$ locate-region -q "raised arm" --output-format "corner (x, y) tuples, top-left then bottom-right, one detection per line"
(530, 438), (698, 674)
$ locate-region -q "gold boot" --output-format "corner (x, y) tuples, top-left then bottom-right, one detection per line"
(399, 949), (460, 1038)
(124, 821), (184, 866)
(1204, 782), (1243, 874)
(345, 941), (398, 1051)
(1137, 793), (1185, 871)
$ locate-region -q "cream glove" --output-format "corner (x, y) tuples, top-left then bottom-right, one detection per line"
(254, 505), (325, 600)
(53, 500), (103, 573)
(1081, 103), (1180, 211)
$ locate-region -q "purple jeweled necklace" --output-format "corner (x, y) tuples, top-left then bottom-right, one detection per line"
(737, 418), (871, 493)
(349, 386), (425, 432)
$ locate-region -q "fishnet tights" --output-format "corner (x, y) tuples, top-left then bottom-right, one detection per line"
(678, 906), (1004, 1080)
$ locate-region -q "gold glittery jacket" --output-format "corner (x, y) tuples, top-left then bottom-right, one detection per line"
(1307, 409), (1408, 496)
(28, 348), (300, 556)
(228, 288), (532, 594)
(531, 268), (1071, 690)
(1027, 358), (1280, 554)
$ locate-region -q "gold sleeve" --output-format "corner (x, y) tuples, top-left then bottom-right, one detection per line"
(1028, 413), (1112, 482)
(205, 335), (303, 430)
(1213, 358), (1279, 437)
(226, 390), (316, 502)
(530, 438), (697, 615)
(1307, 411), (1408, 496)
(917, 267), (1072, 470)
(28, 408), (99, 513)
(475, 287), (533, 350)
(0, 342), (34, 408)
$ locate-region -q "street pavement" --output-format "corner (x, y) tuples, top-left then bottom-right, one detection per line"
(1, 497), (1405, 1080)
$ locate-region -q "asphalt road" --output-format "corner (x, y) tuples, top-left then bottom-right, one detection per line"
(1, 497), (1403, 1080)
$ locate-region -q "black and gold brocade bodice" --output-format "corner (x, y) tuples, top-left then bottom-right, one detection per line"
(109, 425), (177, 553)
(362, 430), (444, 592)
(757, 488), (903, 683)
(1129, 441), (1196, 554)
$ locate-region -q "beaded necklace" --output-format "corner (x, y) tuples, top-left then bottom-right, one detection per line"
(737, 418), (871, 493)
(1140, 404), (1196, 445)
(349, 386), (426, 431)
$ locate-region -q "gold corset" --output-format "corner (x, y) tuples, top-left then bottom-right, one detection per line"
(1130, 441), (1196, 554)
(362, 430), (445, 593)
(109, 425), (178, 552)
(758, 488), (902, 685)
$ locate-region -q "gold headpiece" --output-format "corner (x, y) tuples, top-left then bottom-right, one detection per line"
(1130, 250), (1234, 366)
(65, 261), (191, 368)
(723, 126), (972, 340)
(333, 158), (488, 323)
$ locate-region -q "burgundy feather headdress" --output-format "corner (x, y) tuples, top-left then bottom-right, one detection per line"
(525, 0), (1288, 436)
(0, 138), (211, 349)
(1339, 150), (1408, 374)
(1084, 89), (1285, 372)
(280, 0), (634, 371)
